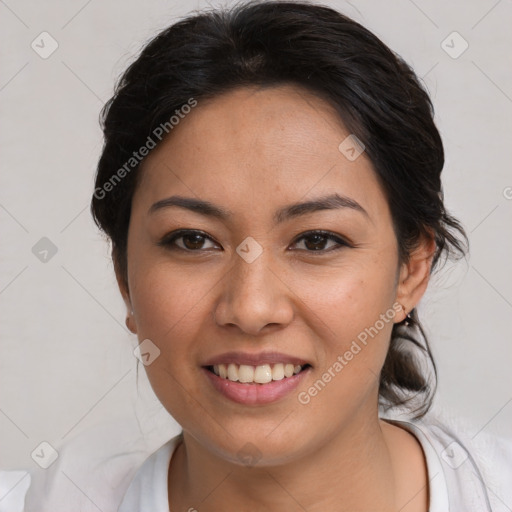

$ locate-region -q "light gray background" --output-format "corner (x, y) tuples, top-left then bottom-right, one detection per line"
(1, 0), (511, 472)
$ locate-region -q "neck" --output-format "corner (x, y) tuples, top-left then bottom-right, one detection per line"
(168, 412), (410, 511)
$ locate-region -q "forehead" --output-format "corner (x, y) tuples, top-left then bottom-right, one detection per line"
(132, 85), (389, 225)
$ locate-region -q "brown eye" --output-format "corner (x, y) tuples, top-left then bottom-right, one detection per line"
(159, 230), (220, 252)
(180, 233), (208, 250)
(291, 231), (349, 253)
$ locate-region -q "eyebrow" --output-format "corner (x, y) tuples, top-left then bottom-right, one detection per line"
(148, 193), (369, 224)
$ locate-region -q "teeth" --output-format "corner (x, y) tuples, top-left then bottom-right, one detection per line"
(238, 364), (254, 383)
(272, 363), (285, 380)
(254, 364), (272, 384)
(212, 362), (306, 384)
(227, 363), (239, 382)
(284, 363), (294, 378)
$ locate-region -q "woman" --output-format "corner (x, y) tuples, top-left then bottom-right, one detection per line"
(23, 1), (512, 511)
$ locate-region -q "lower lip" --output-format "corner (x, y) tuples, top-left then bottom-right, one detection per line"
(203, 367), (311, 405)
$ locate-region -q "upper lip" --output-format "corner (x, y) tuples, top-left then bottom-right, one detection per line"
(202, 351), (311, 367)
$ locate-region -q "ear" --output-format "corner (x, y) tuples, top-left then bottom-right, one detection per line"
(114, 257), (137, 334)
(395, 232), (436, 323)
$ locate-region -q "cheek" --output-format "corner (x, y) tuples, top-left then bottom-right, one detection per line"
(299, 254), (398, 342)
(294, 280), (396, 430)
(295, 256), (398, 401)
(130, 258), (218, 338)
(128, 259), (211, 348)
(128, 262), (218, 422)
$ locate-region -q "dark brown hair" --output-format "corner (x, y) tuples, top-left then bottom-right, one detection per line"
(91, 0), (468, 418)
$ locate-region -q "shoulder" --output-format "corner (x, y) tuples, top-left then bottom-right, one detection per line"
(385, 407), (512, 512)
(21, 417), (178, 512)
(118, 434), (182, 512)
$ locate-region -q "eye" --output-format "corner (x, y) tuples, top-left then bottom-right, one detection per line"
(290, 230), (349, 253)
(158, 230), (220, 252)
(158, 229), (350, 254)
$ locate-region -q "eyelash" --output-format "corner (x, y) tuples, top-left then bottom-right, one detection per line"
(158, 229), (350, 254)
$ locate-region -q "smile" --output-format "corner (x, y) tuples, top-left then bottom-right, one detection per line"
(203, 363), (311, 405)
(207, 363), (308, 384)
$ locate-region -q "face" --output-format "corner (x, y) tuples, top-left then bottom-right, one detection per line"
(120, 85), (415, 465)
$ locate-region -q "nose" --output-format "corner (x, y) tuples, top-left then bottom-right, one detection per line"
(213, 249), (294, 336)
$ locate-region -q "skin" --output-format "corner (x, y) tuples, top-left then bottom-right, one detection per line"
(116, 85), (435, 511)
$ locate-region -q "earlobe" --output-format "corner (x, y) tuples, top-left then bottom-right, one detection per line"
(125, 310), (137, 334)
(395, 234), (436, 323)
(114, 259), (137, 334)
(122, 294), (138, 335)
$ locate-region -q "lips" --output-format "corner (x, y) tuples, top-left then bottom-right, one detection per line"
(201, 351), (312, 405)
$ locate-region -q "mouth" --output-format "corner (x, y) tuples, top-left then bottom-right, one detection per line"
(201, 353), (312, 405)
(204, 362), (311, 384)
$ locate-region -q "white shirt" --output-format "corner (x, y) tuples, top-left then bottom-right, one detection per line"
(18, 411), (512, 511)
(118, 417), (511, 512)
